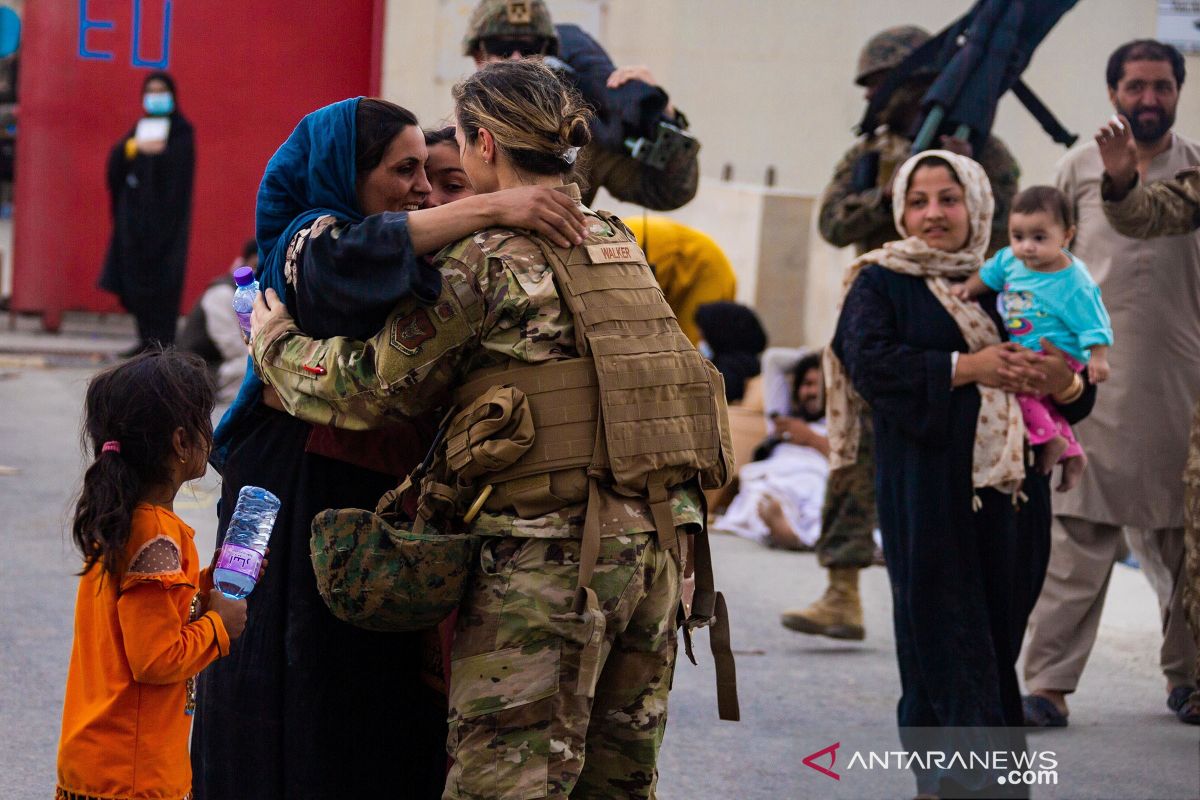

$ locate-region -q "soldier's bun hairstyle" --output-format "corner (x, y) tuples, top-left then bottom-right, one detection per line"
(1012, 185), (1074, 230)
(453, 60), (593, 181)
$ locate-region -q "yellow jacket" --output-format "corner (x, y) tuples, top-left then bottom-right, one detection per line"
(620, 216), (737, 344)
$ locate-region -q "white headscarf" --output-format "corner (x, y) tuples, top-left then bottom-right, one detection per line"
(824, 149), (1027, 497)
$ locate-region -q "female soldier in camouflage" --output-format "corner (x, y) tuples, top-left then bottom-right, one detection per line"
(196, 97), (588, 800)
(250, 61), (712, 800)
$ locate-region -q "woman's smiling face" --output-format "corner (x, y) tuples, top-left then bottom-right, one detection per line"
(902, 164), (970, 252)
(356, 125), (432, 216)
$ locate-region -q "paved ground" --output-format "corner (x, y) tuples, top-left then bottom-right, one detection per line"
(1, 319), (1197, 799)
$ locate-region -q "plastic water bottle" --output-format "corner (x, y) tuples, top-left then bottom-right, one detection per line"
(213, 486), (280, 599)
(232, 266), (259, 342)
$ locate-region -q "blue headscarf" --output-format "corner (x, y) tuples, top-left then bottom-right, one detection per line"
(211, 98), (362, 468)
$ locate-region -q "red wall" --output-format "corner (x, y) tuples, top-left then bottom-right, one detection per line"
(14, 0), (381, 328)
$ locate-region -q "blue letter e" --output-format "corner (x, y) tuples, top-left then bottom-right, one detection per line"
(78, 0), (114, 61)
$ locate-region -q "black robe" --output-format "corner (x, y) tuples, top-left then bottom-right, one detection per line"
(99, 112), (195, 346)
(191, 216), (446, 800)
(833, 265), (1095, 798)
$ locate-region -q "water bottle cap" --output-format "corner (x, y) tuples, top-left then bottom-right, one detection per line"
(233, 266), (256, 287)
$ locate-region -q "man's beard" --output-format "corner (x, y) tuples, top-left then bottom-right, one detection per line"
(799, 400), (825, 423)
(1117, 101), (1176, 143)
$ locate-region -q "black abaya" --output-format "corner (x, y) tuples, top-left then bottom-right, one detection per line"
(833, 265), (1094, 797)
(192, 218), (446, 800)
(99, 112), (194, 347)
(191, 407), (446, 800)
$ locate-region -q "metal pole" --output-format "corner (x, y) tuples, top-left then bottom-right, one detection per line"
(912, 106), (946, 153)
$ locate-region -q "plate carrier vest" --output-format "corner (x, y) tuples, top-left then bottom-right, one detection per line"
(451, 210), (739, 720)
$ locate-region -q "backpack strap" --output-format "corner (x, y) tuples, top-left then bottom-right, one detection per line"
(686, 484), (740, 721)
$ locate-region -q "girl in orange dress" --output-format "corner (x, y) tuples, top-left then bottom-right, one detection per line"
(57, 351), (253, 800)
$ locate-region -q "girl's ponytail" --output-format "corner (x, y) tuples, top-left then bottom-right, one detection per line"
(73, 443), (142, 578)
(71, 351), (215, 579)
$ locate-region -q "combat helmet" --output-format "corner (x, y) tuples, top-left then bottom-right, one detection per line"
(310, 505), (478, 632)
(463, 0), (558, 57)
(310, 384), (534, 632)
(855, 25), (931, 86)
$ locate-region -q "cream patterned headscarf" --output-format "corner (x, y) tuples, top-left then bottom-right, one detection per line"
(824, 150), (1027, 497)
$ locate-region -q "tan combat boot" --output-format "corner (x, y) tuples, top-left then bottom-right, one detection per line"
(780, 566), (865, 640)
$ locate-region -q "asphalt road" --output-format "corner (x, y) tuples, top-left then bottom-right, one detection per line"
(2, 365), (1196, 799)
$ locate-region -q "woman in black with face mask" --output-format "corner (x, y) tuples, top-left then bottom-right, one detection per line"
(100, 71), (195, 354)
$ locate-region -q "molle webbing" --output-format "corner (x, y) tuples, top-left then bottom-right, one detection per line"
(532, 229), (724, 498)
(452, 358), (598, 487)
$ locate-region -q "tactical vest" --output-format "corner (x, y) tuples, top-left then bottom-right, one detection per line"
(452, 209), (739, 720)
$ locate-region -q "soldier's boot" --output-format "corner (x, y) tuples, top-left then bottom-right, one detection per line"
(780, 567), (864, 641)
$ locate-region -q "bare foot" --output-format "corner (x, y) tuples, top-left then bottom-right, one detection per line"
(1037, 434), (1070, 475)
(1057, 452), (1087, 492)
(757, 494), (805, 550)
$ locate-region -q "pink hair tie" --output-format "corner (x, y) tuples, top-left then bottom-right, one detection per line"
(101, 441), (121, 454)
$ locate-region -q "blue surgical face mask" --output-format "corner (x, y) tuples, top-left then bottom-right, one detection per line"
(143, 91), (174, 116)
(698, 340), (714, 360)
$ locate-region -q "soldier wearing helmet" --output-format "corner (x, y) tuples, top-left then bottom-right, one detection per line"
(781, 25), (1020, 644)
(818, 25), (1019, 256)
(463, 0), (700, 211)
(462, 0), (559, 61)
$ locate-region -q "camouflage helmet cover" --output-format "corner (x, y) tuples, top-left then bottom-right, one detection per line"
(310, 508), (478, 632)
(855, 25), (932, 85)
(463, 0), (558, 57)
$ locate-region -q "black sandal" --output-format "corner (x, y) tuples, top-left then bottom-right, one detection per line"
(1168, 686), (1200, 725)
(1022, 694), (1068, 727)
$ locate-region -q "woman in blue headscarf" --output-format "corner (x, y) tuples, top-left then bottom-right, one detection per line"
(192, 97), (586, 800)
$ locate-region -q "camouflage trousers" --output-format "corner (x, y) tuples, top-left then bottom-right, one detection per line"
(444, 531), (683, 800)
(816, 415), (878, 569)
(1183, 401), (1200, 697)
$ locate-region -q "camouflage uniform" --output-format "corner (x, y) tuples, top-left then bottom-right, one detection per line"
(1102, 167), (1200, 714)
(463, 0), (699, 211)
(814, 26), (1021, 569)
(816, 415), (877, 568)
(254, 184), (701, 799)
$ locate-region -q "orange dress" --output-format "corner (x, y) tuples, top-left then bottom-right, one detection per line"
(57, 504), (230, 800)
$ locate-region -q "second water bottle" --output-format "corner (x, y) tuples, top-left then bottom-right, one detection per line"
(214, 486), (280, 599)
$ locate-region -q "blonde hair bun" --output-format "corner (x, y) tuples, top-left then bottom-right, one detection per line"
(561, 113), (591, 149)
(453, 60), (595, 180)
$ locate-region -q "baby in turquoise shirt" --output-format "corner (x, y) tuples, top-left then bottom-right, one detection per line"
(952, 186), (1113, 490)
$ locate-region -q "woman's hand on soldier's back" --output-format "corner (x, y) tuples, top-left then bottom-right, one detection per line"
(488, 185), (587, 246)
(208, 591), (248, 641)
(250, 289), (293, 352)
